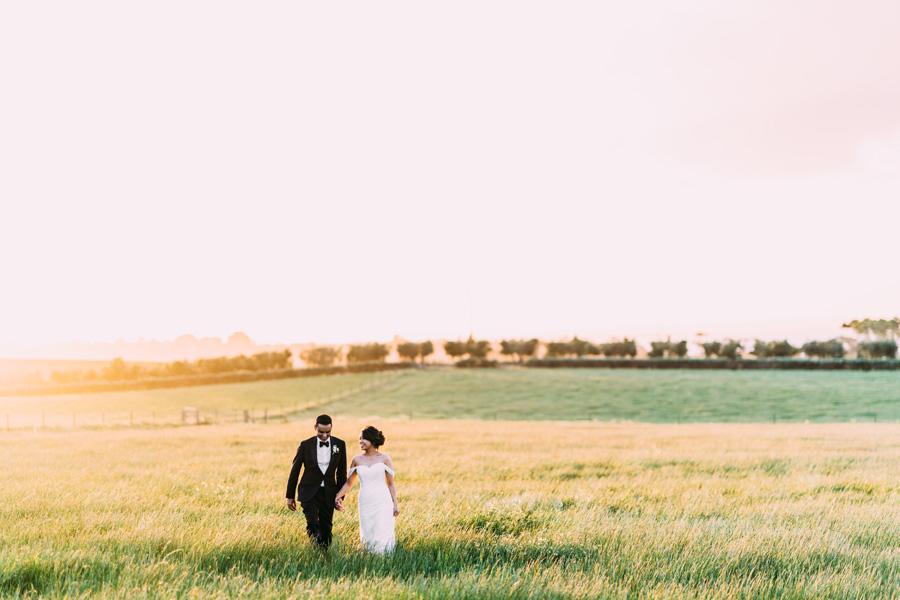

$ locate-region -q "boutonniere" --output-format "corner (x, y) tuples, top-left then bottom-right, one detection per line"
(332, 445), (340, 455)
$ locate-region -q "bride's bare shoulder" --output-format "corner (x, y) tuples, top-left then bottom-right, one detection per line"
(350, 454), (365, 465)
(380, 453), (394, 466)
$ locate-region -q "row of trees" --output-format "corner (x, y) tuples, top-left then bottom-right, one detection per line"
(302, 337), (536, 367)
(398, 341), (435, 364)
(44, 316), (900, 383)
(346, 343), (390, 364)
(500, 339), (541, 362)
(798, 340), (844, 359)
(750, 340), (804, 359)
(298, 331), (899, 369)
(299, 342), (434, 368)
(701, 340), (743, 359)
(649, 340), (688, 358)
(747, 339), (847, 359)
(746, 339), (897, 360)
(50, 350), (294, 384)
(842, 318), (899, 339)
(174, 351), (293, 375)
(857, 340), (899, 359)
(543, 337), (638, 359)
(445, 338), (492, 360)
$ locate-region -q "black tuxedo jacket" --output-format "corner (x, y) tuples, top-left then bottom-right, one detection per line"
(285, 436), (348, 503)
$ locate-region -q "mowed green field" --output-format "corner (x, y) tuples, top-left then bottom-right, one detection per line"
(306, 367), (900, 422)
(1, 419), (898, 598)
(2, 367), (898, 425)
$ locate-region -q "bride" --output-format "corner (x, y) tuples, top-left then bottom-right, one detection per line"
(334, 426), (399, 554)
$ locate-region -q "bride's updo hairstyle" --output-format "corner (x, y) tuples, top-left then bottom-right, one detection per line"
(361, 426), (386, 449)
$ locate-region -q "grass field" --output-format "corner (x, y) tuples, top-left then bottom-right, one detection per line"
(1, 419), (898, 598)
(2, 370), (898, 597)
(2, 367), (898, 426)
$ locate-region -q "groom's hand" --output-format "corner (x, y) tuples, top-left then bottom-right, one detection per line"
(286, 498), (296, 511)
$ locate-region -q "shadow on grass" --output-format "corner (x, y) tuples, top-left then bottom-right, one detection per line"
(0, 556), (121, 596)
(192, 535), (604, 580)
(2, 534), (893, 596)
(186, 535), (886, 590)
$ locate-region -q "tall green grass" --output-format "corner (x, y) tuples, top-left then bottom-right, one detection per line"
(1, 420), (897, 598)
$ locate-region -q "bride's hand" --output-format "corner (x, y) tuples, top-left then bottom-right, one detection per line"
(393, 504), (399, 517)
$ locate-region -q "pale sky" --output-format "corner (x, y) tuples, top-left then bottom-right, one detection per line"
(1, 1), (899, 358)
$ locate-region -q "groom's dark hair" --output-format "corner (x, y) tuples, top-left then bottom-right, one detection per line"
(316, 414), (332, 426)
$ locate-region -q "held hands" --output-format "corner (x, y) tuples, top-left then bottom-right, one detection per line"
(335, 492), (346, 511)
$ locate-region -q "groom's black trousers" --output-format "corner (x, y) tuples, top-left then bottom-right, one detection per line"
(300, 488), (335, 549)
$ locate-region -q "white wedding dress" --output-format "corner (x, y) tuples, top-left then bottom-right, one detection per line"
(348, 462), (396, 554)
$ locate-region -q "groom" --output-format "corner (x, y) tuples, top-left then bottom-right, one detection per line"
(285, 414), (348, 550)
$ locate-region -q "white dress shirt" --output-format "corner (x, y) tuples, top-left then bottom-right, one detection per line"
(316, 437), (331, 486)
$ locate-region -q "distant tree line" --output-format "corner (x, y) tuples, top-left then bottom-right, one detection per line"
(441, 336), (495, 367)
(398, 341), (434, 364)
(300, 342), (397, 368)
(842, 318), (899, 339)
(857, 340), (899, 359)
(347, 343), (390, 364)
(800, 340), (845, 359)
(751, 340), (802, 359)
(543, 337), (637, 358)
(500, 339), (540, 362)
(701, 340), (743, 359)
(284, 320), (900, 372)
(649, 339), (688, 358)
(51, 350), (293, 384)
(299, 346), (342, 368)
(445, 336), (492, 360)
(45, 315), (900, 385)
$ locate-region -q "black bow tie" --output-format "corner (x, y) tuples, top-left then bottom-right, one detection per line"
(319, 440), (330, 447)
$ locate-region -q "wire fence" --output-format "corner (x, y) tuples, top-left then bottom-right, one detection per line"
(2, 410), (890, 432)
(2, 407), (293, 431)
